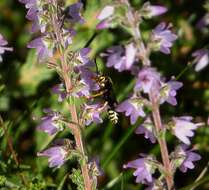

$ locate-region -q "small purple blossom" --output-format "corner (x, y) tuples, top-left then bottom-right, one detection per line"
(175, 145), (201, 173)
(123, 156), (155, 184)
(104, 43), (137, 72)
(37, 145), (68, 168)
(27, 37), (52, 59)
(116, 96), (146, 124)
(18, 0), (40, 32)
(172, 116), (202, 145)
(135, 67), (161, 95)
(64, 3), (85, 24)
(160, 81), (183, 106)
(141, 2), (168, 18)
(83, 103), (105, 125)
(196, 13), (209, 29)
(96, 5), (114, 30)
(52, 83), (67, 102)
(192, 49), (209, 72)
(0, 34), (13, 62)
(135, 118), (156, 143)
(37, 110), (64, 135)
(151, 22), (177, 54)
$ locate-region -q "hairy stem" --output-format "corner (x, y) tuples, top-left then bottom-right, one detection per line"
(50, 2), (93, 189)
(149, 92), (174, 190)
(120, 0), (150, 66)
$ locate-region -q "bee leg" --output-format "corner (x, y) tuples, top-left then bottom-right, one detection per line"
(87, 90), (106, 99)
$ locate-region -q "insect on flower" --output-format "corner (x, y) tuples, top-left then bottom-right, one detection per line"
(90, 59), (119, 124)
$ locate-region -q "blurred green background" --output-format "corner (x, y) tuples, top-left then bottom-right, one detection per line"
(0, 0), (209, 189)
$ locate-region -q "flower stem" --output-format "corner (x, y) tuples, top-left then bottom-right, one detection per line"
(149, 92), (174, 190)
(50, 2), (93, 189)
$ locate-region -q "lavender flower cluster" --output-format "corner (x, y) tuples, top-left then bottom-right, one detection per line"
(96, 1), (204, 189)
(17, 0), (207, 189)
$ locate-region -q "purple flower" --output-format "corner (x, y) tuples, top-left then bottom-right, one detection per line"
(83, 103), (105, 125)
(141, 2), (167, 18)
(104, 43), (137, 72)
(172, 116), (202, 145)
(64, 3), (85, 24)
(151, 22), (177, 54)
(27, 37), (52, 59)
(135, 67), (161, 95)
(18, 0), (40, 32)
(0, 34), (13, 62)
(196, 13), (209, 29)
(116, 96), (146, 124)
(96, 5), (114, 29)
(175, 145), (201, 173)
(123, 156), (155, 184)
(192, 49), (209, 72)
(37, 109), (64, 135)
(160, 81), (183, 106)
(52, 83), (67, 102)
(37, 145), (68, 168)
(135, 118), (156, 143)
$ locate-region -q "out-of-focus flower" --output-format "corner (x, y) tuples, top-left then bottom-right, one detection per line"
(52, 83), (67, 102)
(18, 0), (40, 32)
(0, 34), (13, 62)
(37, 109), (64, 135)
(37, 144), (68, 168)
(135, 118), (156, 143)
(103, 43), (137, 72)
(160, 81), (183, 106)
(27, 37), (52, 59)
(192, 49), (209, 72)
(116, 96), (146, 124)
(174, 145), (201, 173)
(123, 155), (155, 184)
(135, 67), (161, 95)
(96, 5), (115, 29)
(171, 117), (202, 145)
(63, 3), (85, 24)
(140, 2), (167, 18)
(83, 103), (105, 125)
(196, 13), (209, 29)
(151, 22), (177, 54)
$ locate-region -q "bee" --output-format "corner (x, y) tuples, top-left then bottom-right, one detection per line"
(91, 61), (119, 124)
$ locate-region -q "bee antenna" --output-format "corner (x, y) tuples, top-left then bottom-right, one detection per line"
(94, 58), (100, 75)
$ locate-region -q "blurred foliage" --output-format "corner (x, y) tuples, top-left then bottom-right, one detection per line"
(0, 0), (209, 189)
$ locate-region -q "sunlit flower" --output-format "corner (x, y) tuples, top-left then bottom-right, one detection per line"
(172, 116), (202, 145)
(135, 67), (161, 95)
(116, 96), (146, 124)
(192, 49), (209, 72)
(160, 81), (183, 106)
(141, 2), (167, 18)
(123, 155), (155, 184)
(37, 145), (68, 168)
(96, 5), (115, 29)
(151, 22), (177, 54)
(135, 118), (156, 143)
(104, 43), (137, 72)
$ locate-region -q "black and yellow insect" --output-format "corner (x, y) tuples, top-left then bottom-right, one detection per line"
(91, 64), (119, 124)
